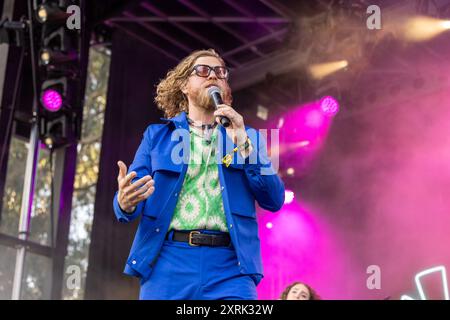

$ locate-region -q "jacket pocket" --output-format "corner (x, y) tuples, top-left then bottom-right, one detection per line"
(142, 200), (160, 219)
(230, 198), (256, 218)
(231, 209), (256, 219)
(224, 168), (256, 218)
(143, 152), (182, 219)
(150, 151), (183, 174)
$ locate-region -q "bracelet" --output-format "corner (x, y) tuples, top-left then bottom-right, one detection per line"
(238, 137), (249, 150)
(222, 137), (251, 167)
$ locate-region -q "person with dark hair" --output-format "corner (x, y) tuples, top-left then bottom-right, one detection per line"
(113, 49), (285, 299)
(280, 282), (321, 300)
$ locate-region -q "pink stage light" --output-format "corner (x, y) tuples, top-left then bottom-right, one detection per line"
(41, 89), (62, 112)
(319, 96), (339, 117)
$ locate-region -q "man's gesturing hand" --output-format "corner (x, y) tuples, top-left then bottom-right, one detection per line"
(117, 160), (155, 213)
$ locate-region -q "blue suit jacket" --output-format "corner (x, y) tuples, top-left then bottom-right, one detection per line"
(113, 111), (285, 284)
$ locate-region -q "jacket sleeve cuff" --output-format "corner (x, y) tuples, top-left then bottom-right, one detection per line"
(113, 192), (143, 223)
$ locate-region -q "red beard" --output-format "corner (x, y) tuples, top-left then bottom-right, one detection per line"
(193, 87), (215, 110)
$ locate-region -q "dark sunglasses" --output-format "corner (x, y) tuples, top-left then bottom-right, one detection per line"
(191, 64), (229, 79)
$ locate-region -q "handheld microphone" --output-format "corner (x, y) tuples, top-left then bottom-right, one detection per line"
(207, 86), (231, 128)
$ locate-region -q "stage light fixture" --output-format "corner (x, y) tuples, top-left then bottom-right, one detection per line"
(36, 4), (70, 24)
(41, 88), (63, 112)
(284, 190), (295, 204)
(40, 77), (67, 113)
(39, 48), (77, 66)
(40, 49), (51, 65)
(40, 115), (71, 148)
(309, 60), (348, 80)
(402, 16), (450, 42)
(442, 20), (450, 29)
(319, 96), (339, 117)
(34, 1), (83, 148)
(256, 105), (269, 120)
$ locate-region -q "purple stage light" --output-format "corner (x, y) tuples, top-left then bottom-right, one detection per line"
(41, 89), (62, 112)
(320, 96), (339, 116)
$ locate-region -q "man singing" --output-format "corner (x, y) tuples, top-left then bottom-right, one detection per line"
(113, 49), (285, 300)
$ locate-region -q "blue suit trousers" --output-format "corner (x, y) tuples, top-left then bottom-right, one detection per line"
(139, 230), (257, 300)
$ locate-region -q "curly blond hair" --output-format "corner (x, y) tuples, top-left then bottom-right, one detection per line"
(155, 49), (227, 118)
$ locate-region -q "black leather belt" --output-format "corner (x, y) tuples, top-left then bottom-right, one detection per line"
(168, 230), (231, 247)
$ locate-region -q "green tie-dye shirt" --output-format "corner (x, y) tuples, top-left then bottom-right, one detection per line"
(169, 126), (228, 232)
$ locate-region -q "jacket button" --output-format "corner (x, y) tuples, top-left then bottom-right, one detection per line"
(155, 228), (160, 233)
(229, 224), (233, 228)
(174, 193), (178, 197)
(132, 260), (137, 265)
(238, 261), (240, 266)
